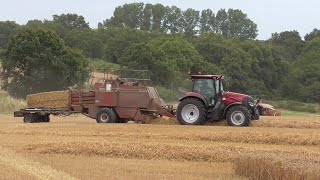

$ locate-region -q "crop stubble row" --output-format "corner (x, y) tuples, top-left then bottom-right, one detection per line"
(1, 115), (320, 179)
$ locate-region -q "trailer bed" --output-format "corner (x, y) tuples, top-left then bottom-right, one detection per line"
(14, 108), (71, 117)
(14, 108), (75, 123)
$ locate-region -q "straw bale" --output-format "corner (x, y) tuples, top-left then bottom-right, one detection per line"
(27, 91), (69, 109)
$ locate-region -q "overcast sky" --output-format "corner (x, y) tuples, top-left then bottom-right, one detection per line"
(1, 0), (319, 39)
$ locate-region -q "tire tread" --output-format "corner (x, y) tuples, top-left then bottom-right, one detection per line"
(226, 105), (251, 127)
(177, 98), (206, 125)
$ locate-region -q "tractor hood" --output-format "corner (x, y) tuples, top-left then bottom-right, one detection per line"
(222, 92), (249, 105)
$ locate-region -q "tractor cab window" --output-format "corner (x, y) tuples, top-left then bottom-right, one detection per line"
(215, 79), (220, 94)
(193, 79), (215, 106)
(220, 80), (224, 92)
(216, 79), (224, 94)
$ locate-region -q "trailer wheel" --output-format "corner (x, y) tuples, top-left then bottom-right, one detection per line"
(23, 115), (35, 123)
(96, 108), (117, 123)
(33, 115), (45, 123)
(44, 115), (50, 123)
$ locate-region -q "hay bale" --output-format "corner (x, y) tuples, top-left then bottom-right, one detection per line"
(27, 91), (69, 109)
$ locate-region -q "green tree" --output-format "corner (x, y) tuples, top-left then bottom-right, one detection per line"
(220, 48), (252, 93)
(285, 37), (320, 103)
(225, 9), (257, 39)
(105, 3), (144, 29)
(119, 42), (174, 86)
(52, 14), (89, 29)
(26, 19), (69, 38)
(122, 3), (144, 28)
(1, 28), (89, 98)
(215, 9), (229, 37)
(101, 7), (123, 28)
(199, 9), (215, 34)
(163, 6), (183, 34)
(237, 40), (290, 96)
(0, 21), (20, 48)
(149, 36), (203, 73)
(99, 27), (154, 63)
(141, 3), (153, 31)
(103, 3), (258, 39)
(269, 31), (305, 62)
(151, 4), (167, 32)
(25, 19), (44, 29)
(215, 9), (258, 39)
(305, 28), (320, 41)
(182, 8), (200, 38)
(119, 36), (203, 87)
(64, 29), (104, 58)
(193, 33), (232, 65)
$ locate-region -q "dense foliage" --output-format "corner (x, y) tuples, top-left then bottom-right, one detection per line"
(0, 3), (319, 103)
(101, 3), (257, 39)
(0, 28), (89, 98)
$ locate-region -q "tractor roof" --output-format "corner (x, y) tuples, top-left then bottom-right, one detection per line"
(191, 75), (224, 79)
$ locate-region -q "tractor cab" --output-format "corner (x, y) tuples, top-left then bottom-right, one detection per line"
(191, 75), (224, 107)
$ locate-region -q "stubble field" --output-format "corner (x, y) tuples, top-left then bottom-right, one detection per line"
(0, 114), (319, 180)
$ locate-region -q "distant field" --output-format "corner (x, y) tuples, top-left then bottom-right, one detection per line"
(0, 115), (319, 179)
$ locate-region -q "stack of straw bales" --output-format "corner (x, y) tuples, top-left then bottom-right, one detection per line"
(27, 91), (69, 109)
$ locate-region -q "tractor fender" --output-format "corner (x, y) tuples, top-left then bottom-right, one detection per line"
(222, 102), (243, 118)
(179, 92), (208, 107)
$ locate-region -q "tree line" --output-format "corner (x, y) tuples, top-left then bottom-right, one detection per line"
(100, 3), (257, 39)
(0, 2), (319, 103)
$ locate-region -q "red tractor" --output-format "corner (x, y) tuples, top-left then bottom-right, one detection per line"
(177, 75), (260, 126)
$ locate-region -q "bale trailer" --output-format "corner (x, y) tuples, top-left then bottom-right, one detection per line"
(14, 71), (176, 123)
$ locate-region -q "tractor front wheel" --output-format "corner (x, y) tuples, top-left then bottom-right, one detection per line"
(96, 108), (117, 123)
(177, 98), (206, 125)
(226, 105), (251, 127)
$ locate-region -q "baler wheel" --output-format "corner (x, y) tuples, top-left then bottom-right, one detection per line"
(96, 108), (117, 123)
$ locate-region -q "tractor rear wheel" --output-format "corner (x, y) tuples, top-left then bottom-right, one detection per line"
(226, 105), (251, 127)
(96, 108), (117, 123)
(177, 98), (206, 125)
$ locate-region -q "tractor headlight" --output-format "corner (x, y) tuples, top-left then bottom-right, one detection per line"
(248, 101), (254, 107)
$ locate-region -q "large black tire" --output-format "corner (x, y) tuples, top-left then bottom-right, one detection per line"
(23, 115), (35, 123)
(226, 105), (251, 127)
(252, 108), (260, 121)
(43, 115), (50, 123)
(35, 115), (45, 123)
(96, 108), (117, 123)
(177, 98), (206, 125)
